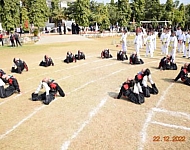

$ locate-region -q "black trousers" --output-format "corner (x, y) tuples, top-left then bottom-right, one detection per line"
(184, 78), (190, 86)
(15, 38), (22, 46)
(10, 39), (15, 47)
(0, 86), (15, 98)
(0, 38), (3, 46)
(32, 92), (55, 105)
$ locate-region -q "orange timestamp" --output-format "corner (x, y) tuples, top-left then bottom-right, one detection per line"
(153, 136), (186, 142)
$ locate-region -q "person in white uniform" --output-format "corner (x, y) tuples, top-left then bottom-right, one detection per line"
(178, 30), (185, 53)
(134, 32), (141, 56)
(146, 31), (153, 57)
(138, 30), (143, 49)
(168, 31), (178, 62)
(160, 29), (166, 54)
(163, 29), (170, 55)
(121, 30), (127, 53)
(183, 30), (190, 59)
(152, 31), (157, 51)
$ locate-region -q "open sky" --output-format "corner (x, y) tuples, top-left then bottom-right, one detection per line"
(95, 0), (189, 5)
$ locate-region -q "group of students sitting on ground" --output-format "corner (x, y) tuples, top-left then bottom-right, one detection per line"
(64, 50), (85, 64)
(101, 49), (144, 65)
(115, 68), (159, 104)
(1, 48), (190, 105)
(158, 55), (177, 70)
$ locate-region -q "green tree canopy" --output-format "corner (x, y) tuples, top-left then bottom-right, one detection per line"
(0, 0), (20, 31)
(74, 0), (90, 27)
(117, 0), (131, 27)
(28, 0), (49, 28)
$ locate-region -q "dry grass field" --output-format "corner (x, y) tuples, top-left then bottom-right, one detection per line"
(0, 35), (190, 150)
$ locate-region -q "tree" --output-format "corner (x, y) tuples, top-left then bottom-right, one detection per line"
(117, 0), (131, 27)
(107, 3), (117, 26)
(0, 0), (20, 32)
(144, 0), (162, 21)
(110, 0), (114, 5)
(20, 7), (29, 31)
(131, 0), (145, 23)
(28, 0), (49, 28)
(74, 0), (90, 27)
(50, 0), (66, 27)
(164, 0), (174, 21)
(64, 2), (76, 20)
(185, 4), (190, 29)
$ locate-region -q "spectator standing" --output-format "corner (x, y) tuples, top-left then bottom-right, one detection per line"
(14, 32), (22, 47)
(0, 30), (3, 46)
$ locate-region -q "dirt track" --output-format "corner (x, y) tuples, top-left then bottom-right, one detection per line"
(0, 36), (190, 150)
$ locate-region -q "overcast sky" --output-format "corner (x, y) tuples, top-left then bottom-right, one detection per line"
(95, 0), (189, 5)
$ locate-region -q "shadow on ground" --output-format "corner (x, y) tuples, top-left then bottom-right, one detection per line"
(161, 78), (175, 83)
(107, 92), (133, 104)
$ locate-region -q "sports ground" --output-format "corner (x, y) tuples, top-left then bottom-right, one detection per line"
(0, 35), (190, 150)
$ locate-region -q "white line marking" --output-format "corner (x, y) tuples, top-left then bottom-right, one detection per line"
(138, 83), (174, 150)
(152, 107), (190, 120)
(151, 121), (190, 131)
(0, 59), (158, 141)
(61, 97), (108, 150)
(0, 105), (45, 140)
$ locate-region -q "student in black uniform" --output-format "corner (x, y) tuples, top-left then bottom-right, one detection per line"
(174, 63), (190, 85)
(39, 55), (54, 67)
(135, 68), (159, 97)
(101, 49), (112, 58)
(64, 51), (76, 63)
(115, 78), (144, 104)
(117, 50), (128, 61)
(11, 58), (28, 74)
(75, 50), (85, 60)
(129, 52), (144, 65)
(0, 74), (21, 98)
(32, 78), (65, 105)
(158, 55), (177, 70)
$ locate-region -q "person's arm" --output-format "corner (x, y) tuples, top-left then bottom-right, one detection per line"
(35, 81), (43, 94)
(117, 86), (125, 99)
(56, 83), (65, 97)
(142, 76), (148, 87)
(147, 75), (154, 84)
(12, 78), (20, 93)
(174, 71), (184, 81)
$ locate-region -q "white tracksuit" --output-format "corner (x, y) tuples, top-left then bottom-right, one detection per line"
(178, 33), (185, 53)
(168, 36), (177, 62)
(184, 34), (190, 58)
(146, 35), (153, 57)
(121, 33), (127, 53)
(134, 35), (141, 55)
(160, 32), (165, 54)
(162, 33), (170, 55)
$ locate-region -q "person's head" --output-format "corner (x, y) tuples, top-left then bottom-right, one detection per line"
(171, 31), (175, 36)
(184, 63), (189, 69)
(143, 68), (151, 76)
(42, 77), (49, 83)
(2, 74), (10, 80)
(127, 78), (135, 87)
